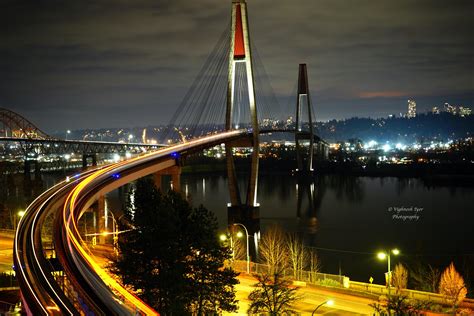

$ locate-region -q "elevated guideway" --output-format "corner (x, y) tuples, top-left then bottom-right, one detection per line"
(15, 130), (247, 315)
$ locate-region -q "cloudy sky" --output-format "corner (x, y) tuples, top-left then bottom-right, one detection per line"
(1, 0), (472, 132)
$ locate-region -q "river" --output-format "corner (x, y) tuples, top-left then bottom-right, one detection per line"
(1, 171), (473, 285)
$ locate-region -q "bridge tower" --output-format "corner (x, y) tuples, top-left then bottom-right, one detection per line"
(295, 64), (315, 174)
(225, 0), (260, 227)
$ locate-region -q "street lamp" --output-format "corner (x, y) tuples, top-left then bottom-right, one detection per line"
(312, 299), (334, 315)
(14, 210), (26, 231)
(377, 248), (400, 298)
(66, 130), (71, 140)
(231, 223), (250, 274)
(101, 212), (119, 256)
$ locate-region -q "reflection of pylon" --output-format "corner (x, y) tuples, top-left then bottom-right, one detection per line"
(295, 64), (314, 173)
(226, 0), (259, 209)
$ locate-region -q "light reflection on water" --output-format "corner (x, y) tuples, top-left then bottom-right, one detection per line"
(1, 171), (473, 284)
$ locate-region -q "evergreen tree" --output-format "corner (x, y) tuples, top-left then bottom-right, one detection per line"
(111, 178), (238, 315)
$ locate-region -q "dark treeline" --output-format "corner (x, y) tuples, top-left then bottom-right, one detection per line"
(317, 113), (474, 143)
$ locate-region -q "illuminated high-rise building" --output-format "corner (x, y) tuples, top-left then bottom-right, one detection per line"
(445, 103), (456, 114)
(407, 99), (416, 118)
(431, 106), (440, 114)
(459, 106), (472, 117)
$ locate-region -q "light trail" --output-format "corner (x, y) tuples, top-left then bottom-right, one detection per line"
(62, 131), (244, 315)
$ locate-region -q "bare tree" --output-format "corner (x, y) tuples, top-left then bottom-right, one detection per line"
(439, 262), (467, 310)
(229, 226), (245, 261)
(392, 263), (408, 292)
(411, 263), (440, 292)
(308, 248), (320, 283)
(287, 234), (306, 280)
(258, 225), (287, 274)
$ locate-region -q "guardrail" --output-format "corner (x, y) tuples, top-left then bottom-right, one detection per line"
(231, 260), (348, 287)
(231, 260), (474, 308)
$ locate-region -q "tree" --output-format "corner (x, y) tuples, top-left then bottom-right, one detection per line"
(287, 234), (306, 280)
(186, 205), (239, 315)
(410, 263), (440, 293)
(439, 262), (467, 310)
(111, 178), (239, 315)
(370, 295), (432, 315)
(248, 273), (299, 315)
(259, 225), (287, 274)
(308, 249), (321, 283)
(229, 225), (245, 261)
(392, 263), (408, 292)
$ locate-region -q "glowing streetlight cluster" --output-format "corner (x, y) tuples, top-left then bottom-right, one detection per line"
(377, 248), (400, 298)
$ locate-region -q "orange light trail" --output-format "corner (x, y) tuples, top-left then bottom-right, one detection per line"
(63, 151), (164, 315)
(62, 131), (243, 315)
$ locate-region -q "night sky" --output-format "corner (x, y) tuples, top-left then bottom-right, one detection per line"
(1, 0), (472, 132)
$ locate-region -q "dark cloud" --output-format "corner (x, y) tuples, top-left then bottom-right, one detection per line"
(0, 0), (472, 132)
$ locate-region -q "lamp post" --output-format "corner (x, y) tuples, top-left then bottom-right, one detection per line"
(219, 233), (234, 260)
(312, 299), (334, 315)
(15, 210), (25, 230)
(103, 212), (119, 255)
(231, 223), (250, 274)
(377, 248), (400, 299)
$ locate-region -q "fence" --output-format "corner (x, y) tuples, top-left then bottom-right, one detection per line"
(230, 260), (474, 308)
(231, 260), (348, 288)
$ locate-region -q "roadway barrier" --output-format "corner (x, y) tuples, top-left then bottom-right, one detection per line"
(349, 281), (474, 308)
(231, 260), (349, 288)
(231, 260), (474, 309)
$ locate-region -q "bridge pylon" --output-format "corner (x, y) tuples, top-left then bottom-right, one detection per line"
(225, 0), (260, 230)
(295, 63), (315, 174)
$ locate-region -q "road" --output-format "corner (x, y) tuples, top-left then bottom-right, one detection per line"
(230, 274), (374, 315)
(90, 244), (375, 315)
(0, 232), (14, 273)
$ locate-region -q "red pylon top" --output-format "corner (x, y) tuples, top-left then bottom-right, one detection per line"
(234, 4), (245, 59)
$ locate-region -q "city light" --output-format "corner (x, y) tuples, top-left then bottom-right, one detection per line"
(367, 140), (377, 148)
(17, 210), (25, 217)
(219, 234), (227, 241)
(382, 144), (391, 152)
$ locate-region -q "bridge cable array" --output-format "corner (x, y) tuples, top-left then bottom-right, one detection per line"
(163, 24), (298, 143)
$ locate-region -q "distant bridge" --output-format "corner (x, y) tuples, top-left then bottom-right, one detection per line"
(0, 107), (164, 171)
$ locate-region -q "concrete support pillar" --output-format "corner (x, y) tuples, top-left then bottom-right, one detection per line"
(82, 154), (97, 169)
(82, 155), (88, 169)
(94, 195), (106, 244)
(171, 168), (181, 192)
(153, 165), (181, 192)
(23, 159), (31, 176)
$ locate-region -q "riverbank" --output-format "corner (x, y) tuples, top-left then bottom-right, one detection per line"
(181, 158), (474, 185)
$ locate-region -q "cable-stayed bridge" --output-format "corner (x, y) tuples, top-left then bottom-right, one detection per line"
(12, 0), (328, 314)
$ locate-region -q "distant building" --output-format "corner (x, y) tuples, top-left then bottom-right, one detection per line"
(285, 116), (294, 128)
(407, 99), (416, 118)
(445, 103), (457, 114)
(444, 103), (472, 117)
(432, 106), (440, 114)
(459, 106), (472, 117)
